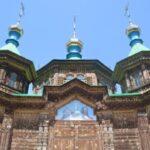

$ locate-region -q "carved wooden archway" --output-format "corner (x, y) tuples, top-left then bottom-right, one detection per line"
(44, 79), (107, 121)
(43, 79), (109, 150)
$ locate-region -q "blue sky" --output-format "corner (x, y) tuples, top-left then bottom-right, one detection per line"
(0, 0), (149, 70)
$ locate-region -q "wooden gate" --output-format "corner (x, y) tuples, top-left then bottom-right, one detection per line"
(48, 121), (103, 150)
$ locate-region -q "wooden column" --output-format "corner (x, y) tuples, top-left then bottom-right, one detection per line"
(138, 113), (150, 150)
(125, 73), (131, 90)
(0, 114), (13, 150)
(142, 64), (149, 81)
(0, 69), (6, 83)
(38, 120), (49, 150)
(100, 120), (114, 150)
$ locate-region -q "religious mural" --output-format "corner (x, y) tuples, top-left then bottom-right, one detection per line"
(56, 100), (96, 121)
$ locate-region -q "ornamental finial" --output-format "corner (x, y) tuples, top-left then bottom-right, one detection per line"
(66, 16), (83, 60)
(125, 2), (140, 36)
(124, 2), (132, 24)
(124, 3), (149, 56)
(73, 16), (77, 39)
(17, 1), (25, 25)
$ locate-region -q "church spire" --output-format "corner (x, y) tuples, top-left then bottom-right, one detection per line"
(66, 17), (83, 60)
(125, 3), (149, 56)
(0, 2), (24, 55)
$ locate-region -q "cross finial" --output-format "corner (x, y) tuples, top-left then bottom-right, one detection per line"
(73, 16), (77, 38)
(17, 1), (25, 24)
(125, 2), (132, 24)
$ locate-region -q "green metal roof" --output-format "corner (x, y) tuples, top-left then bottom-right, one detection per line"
(129, 43), (149, 56)
(0, 43), (20, 55)
(13, 93), (42, 97)
(109, 92), (141, 97)
(13, 92), (141, 98)
(13, 87), (43, 97)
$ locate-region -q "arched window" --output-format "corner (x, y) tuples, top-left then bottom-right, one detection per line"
(56, 100), (96, 121)
(77, 74), (85, 81)
(66, 74), (74, 81)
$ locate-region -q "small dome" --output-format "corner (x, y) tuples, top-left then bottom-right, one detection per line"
(126, 22), (141, 36)
(0, 22), (24, 55)
(70, 37), (80, 42)
(9, 22), (24, 36)
(67, 37), (83, 48)
(66, 17), (83, 59)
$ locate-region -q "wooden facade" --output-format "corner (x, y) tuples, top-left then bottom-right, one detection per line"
(0, 78), (150, 149)
(0, 50), (150, 149)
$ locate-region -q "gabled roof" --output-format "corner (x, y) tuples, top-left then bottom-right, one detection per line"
(43, 78), (108, 108)
(43, 78), (108, 95)
(37, 59), (113, 78)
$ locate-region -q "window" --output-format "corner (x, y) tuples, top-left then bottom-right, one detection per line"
(66, 74), (74, 81)
(0, 69), (27, 92)
(56, 100), (96, 121)
(134, 74), (141, 87)
(77, 74), (85, 81)
(8, 72), (17, 87)
(130, 71), (142, 88)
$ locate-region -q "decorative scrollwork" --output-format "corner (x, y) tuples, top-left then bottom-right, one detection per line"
(96, 101), (107, 110)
